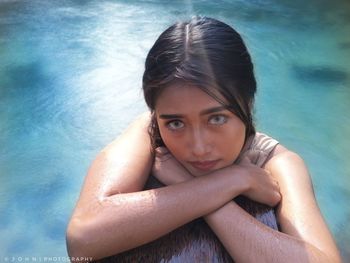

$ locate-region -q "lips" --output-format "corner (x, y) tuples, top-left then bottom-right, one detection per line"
(188, 160), (220, 172)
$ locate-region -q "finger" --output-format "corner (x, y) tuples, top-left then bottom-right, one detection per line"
(276, 180), (281, 193)
(240, 156), (252, 166)
(273, 181), (282, 205)
(155, 147), (169, 157)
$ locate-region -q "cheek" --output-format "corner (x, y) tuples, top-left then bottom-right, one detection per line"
(158, 127), (186, 157)
(219, 124), (246, 160)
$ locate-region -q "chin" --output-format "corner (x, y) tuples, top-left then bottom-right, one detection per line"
(185, 160), (233, 177)
(187, 167), (218, 177)
(184, 167), (204, 177)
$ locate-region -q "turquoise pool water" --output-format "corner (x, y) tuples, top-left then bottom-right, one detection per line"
(0, 0), (349, 261)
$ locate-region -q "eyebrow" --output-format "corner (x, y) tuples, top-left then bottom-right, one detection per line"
(159, 106), (229, 119)
(201, 105), (229, 115)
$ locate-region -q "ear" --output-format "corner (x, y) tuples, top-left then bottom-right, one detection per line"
(150, 111), (164, 149)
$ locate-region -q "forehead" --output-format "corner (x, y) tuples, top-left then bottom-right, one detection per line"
(155, 83), (228, 111)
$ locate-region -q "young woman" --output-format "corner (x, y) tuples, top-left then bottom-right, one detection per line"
(66, 17), (341, 262)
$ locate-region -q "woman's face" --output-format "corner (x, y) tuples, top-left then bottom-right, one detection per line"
(155, 83), (246, 177)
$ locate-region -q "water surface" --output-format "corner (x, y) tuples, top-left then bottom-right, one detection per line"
(0, 0), (349, 260)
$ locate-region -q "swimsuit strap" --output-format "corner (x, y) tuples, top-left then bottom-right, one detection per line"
(236, 132), (279, 167)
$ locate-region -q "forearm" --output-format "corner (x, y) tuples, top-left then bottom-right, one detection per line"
(67, 168), (248, 260)
(204, 201), (340, 263)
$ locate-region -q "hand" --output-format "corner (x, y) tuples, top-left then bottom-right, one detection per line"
(236, 157), (281, 207)
(152, 147), (193, 185)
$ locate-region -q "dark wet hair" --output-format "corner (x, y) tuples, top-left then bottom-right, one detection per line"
(142, 16), (257, 148)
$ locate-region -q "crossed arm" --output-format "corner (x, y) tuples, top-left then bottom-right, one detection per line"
(66, 113), (341, 262)
(153, 146), (341, 262)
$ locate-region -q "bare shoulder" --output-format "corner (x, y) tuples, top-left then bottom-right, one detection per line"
(266, 144), (307, 172)
(265, 145), (314, 196)
(103, 111), (151, 152)
(264, 144), (341, 261)
(76, 112), (153, 205)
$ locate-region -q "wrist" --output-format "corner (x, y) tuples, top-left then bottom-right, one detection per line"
(223, 165), (250, 197)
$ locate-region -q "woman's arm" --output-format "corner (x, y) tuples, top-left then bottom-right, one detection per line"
(154, 146), (341, 262)
(66, 112), (154, 258)
(66, 113), (277, 260)
(204, 149), (341, 262)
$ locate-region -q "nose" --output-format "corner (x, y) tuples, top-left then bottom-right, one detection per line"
(189, 127), (211, 158)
